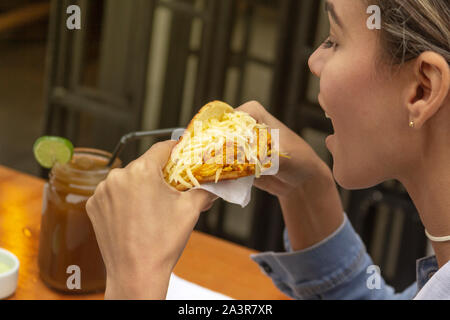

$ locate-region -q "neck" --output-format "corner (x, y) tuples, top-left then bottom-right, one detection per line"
(400, 151), (450, 268)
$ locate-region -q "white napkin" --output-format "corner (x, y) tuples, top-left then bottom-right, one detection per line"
(193, 176), (254, 208)
(170, 129), (279, 208)
(166, 273), (234, 300)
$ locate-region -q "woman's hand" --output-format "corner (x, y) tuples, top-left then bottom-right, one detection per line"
(237, 101), (344, 251)
(86, 141), (216, 300)
(237, 101), (333, 198)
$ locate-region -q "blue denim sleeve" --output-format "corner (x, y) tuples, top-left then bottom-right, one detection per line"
(250, 214), (418, 300)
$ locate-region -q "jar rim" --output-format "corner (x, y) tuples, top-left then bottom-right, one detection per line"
(48, 148), (120, 194)
(52, 147), (120, 175)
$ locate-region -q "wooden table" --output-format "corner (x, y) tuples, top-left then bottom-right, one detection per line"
(0, 166), (289, 300)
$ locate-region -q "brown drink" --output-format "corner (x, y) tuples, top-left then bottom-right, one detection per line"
(38, 148), (120, 293)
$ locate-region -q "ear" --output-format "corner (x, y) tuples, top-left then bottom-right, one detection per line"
(405, 52), (450, 129)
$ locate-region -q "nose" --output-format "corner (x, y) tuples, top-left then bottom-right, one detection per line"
(308, 47), (323, 78)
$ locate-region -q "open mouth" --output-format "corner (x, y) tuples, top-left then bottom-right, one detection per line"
(317, 94), (331, 119)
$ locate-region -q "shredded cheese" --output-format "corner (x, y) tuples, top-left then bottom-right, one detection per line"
(215, 167), (223, 183)
(164, 110), (272, 189)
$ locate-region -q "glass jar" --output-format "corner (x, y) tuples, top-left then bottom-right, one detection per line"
(38, 148), (121, 293)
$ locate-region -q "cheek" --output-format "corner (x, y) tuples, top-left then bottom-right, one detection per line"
(320, 56), (377, 135)
(320, 53), (399, 188)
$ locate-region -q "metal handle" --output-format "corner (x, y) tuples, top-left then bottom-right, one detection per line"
(107, 128), (184, 167)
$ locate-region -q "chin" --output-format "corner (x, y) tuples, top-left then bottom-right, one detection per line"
(332, 163), (382, 191)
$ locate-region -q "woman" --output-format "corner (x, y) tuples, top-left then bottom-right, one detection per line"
(86, 0), (449, 299)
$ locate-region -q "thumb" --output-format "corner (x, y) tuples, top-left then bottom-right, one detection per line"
(184, 189), (219, 212)
(144, 140), (178, 168)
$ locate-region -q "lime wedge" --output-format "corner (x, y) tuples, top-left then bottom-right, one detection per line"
(33, 136), (74, 169)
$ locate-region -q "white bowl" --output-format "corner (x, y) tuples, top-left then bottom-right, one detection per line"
(0, 248), (19, 299)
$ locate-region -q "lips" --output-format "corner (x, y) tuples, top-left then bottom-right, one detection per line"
(318, 95), (331, 119)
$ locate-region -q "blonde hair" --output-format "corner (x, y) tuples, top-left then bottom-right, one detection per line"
(367, 0), (450, 65)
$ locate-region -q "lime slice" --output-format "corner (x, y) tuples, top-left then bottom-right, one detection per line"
(33, 136), (74, 169)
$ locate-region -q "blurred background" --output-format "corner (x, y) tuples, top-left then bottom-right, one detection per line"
(0, 0), (431, 292)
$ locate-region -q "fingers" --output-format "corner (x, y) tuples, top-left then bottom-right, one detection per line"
(253, 175), (294, 198)
(201, 201), (215, 213)
(237, 101), (285, 131)
(86, 196), (95, 217)
(183, 189), (218, 212)
(236, 101), (266, 120)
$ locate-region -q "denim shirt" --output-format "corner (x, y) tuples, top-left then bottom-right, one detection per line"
(250, 214), (450, 300)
